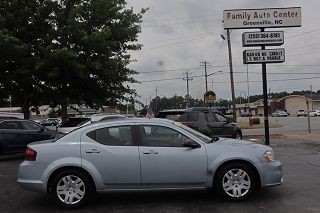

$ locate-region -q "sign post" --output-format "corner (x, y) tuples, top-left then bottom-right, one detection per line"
(223, 7), (301, 145)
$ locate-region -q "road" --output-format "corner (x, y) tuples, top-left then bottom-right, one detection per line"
(1, 138), (320, 213)
(242, 117), (320, 136)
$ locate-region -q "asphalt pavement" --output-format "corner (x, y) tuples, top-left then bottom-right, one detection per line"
(1, 138), (320, 213)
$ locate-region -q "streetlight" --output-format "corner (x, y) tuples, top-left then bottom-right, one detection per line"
(206, 70), (223, 92)
(221, 30), (236, 122)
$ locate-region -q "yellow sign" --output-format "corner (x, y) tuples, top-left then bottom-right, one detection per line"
(204, 91), (216, 103)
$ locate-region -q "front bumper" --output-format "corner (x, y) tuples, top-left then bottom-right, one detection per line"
(256, 160), (283, 187)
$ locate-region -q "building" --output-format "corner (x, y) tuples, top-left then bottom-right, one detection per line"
(235, 94), (320, 117)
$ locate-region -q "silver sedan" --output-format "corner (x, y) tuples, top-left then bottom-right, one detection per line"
(17, 118), (282, 208)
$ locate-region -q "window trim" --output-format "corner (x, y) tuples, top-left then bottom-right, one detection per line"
(135, 124), (200, 148)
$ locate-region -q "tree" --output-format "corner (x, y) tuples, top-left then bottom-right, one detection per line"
(0, 0), (55, 118)
(37, 0), (143, 121)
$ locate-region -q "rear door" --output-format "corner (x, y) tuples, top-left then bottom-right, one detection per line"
(81, 124), (141, 189)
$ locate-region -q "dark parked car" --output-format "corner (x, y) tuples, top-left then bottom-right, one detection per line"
(40, 118), (61, 127)
(0, 119), (56, 155)
(158, 108), (242, 139)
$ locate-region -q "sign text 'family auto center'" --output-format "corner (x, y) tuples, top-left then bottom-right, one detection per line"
(223, 7), (301, 29)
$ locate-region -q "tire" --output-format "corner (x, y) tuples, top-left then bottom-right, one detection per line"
(51, 170), (93, 208)
(234, 132), (242, 140)
(214, 162), (257, 201)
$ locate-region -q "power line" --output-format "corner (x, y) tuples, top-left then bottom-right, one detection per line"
(286, 27), (320, 39)
(139, 76), (320, 83)
(140, 34), (216, 51)
(142, 18), (221, 28)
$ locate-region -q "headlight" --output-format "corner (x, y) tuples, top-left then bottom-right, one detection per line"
(263, 150), (275, 162)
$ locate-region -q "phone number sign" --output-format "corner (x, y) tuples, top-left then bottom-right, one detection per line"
(242, 31), (284, 47)
(243, 48), (285, 64)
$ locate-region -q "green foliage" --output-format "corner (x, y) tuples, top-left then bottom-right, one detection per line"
(0, 0), (143, 121)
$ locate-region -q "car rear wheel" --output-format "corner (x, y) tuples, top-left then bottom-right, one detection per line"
(214, 162), (256, 201)
(51, 170), (93, 208)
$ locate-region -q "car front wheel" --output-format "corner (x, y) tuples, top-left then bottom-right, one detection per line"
(51, 170), (93, 208)
(214, 162), (256, 201)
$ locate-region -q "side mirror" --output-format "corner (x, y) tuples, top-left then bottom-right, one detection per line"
(39, 127), (45, 132)
(182, 140), (200, 149)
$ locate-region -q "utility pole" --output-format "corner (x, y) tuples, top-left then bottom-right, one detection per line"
(183, 72), (193, 108)
(221, 30), (237, 122)
(200, 61), (211, 94)
(155, 87), (158, 113)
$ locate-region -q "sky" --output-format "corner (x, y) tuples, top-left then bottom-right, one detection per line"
(125, 0), (320, 105)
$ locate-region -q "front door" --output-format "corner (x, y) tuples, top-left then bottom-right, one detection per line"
(81, 124), (141, 189)
(137, 124), (207, 189)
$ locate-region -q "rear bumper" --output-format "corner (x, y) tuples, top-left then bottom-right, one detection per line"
(17, 161), (48, 193)
(256, 160), (283, 187)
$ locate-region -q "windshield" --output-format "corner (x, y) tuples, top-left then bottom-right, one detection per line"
(60, 118), (91, 127)
(174, 122), (212, 143)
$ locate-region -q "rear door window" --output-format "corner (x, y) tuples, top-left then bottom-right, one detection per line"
(86, 126), (133, 146)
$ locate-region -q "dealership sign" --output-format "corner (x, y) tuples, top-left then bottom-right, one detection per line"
(243, 48), (285, 64)
(242, 31), (284, 47)
(223, 7), (301, 29)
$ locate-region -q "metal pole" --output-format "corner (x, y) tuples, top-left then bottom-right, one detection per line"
(186, 72), (190, 108)
(155, 87), (158, 113)
(226, 29), (237, 123)
(261, 28), (270, 145)
(310, 85), (313, 110)
(307, 98), (311, 133)
(246, 64), (250, 116)
(204, 62), (208, 93)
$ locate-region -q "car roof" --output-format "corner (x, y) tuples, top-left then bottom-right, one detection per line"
(159, 107), (218, 113)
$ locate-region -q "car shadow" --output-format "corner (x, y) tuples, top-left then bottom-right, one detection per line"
(0, 153), (24, 162)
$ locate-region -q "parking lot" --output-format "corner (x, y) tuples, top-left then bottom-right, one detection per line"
(1, 137), (320, 213)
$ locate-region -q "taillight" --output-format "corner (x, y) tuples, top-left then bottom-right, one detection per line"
(25, 148), (37, 161)
(182, 122), (193, 127)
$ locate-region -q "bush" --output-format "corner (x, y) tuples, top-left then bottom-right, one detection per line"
(250, 118), (260, 125)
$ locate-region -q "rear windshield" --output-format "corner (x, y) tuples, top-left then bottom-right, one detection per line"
(60, 118), (91, 127)
(158, 111), (199, 122)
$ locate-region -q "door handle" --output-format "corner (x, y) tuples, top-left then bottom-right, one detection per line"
(85, 148), (101, 153)
(142, 150), (158, 155)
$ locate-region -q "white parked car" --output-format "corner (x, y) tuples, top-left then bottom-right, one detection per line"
(309, 110), (320, 117)
(271, 110), (288, 117)
(57, 114), (126, 134)
(297, 110), (307, 117)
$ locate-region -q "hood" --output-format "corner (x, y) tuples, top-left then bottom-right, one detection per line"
(214, 137), (268, 149)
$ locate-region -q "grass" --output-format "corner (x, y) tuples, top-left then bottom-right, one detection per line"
(239, 117), (283, 129)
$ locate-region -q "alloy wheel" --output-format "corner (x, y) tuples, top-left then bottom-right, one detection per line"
(222, 169), (251, 198)
(56, 175), (86, 205)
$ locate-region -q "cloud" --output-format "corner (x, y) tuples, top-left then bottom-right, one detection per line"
(126, 0), (319, 103)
